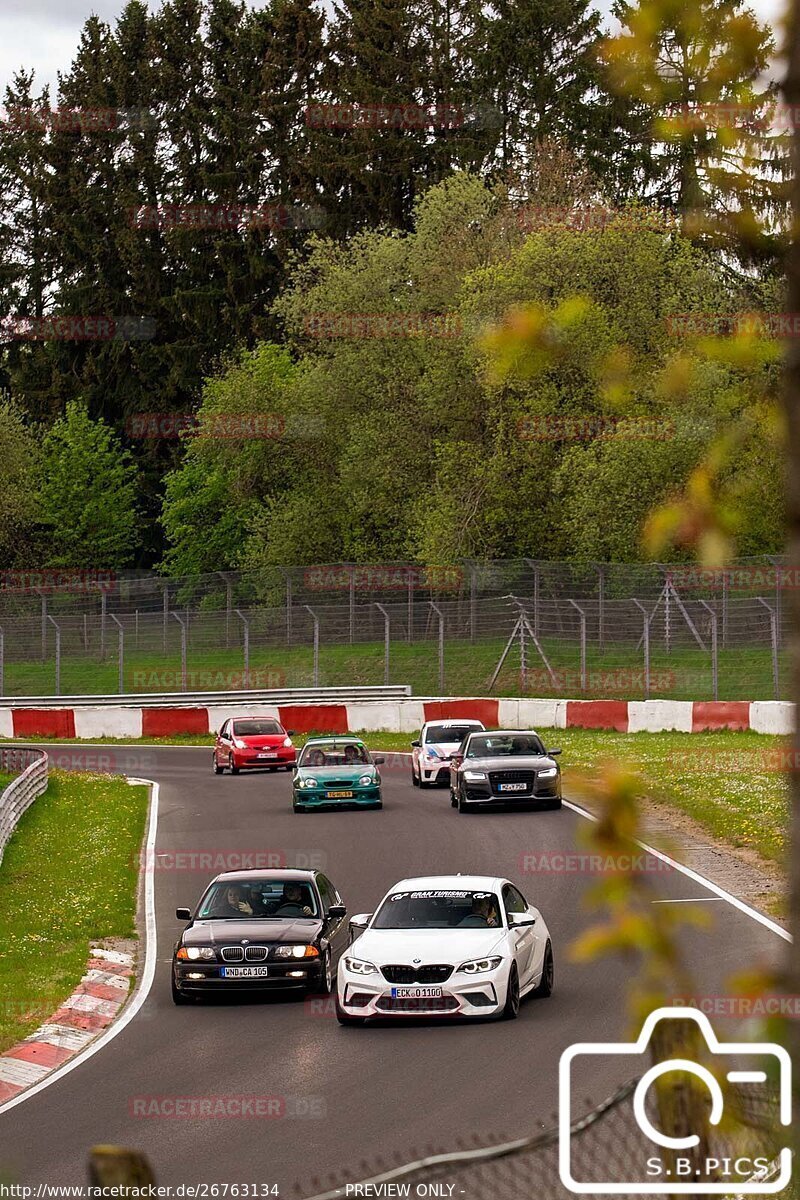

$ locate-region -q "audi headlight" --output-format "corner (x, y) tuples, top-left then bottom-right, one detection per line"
(344, 957), (376, 975)
(463, 770), (487, 781)
(538, 767), (558, 778)
(357, 773), (374, 786)
(177, 945), (216, 961)
(458, 956), (502, 974)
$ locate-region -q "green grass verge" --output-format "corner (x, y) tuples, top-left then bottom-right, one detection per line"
(0, 637), (788, 700)
(0, 771), (149, 1052)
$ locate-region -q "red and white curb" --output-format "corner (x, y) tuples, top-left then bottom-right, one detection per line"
(0, 697), (793, 739)
(0, 947), (134, 1103)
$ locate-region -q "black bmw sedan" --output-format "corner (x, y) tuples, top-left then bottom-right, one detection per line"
(449, 730), (562, 813)
(172, 869), (348, 1003)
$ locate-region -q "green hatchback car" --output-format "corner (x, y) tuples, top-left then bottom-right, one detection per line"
(292, 737), (384, 812)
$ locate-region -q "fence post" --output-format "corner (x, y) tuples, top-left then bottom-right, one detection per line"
(631, 599), (650, 699)
(235, 610), (250, 688)
(469, 563), (477, 643)
(429, 601), (445, 693)
(39, 591), (47, 663)
(567, 599), (587, 693)
(722, 570), (729, 649)
(375, 603), (390, 685)
(304, 606), (320, 687)
(0, 626), (4, 696)
(101, 591), (107, 659)
(172, 612), (187, 691)
(407, 568), (414, 643)
(697, 600), (718, 701)
(756, 598), (779, 700)
(349, 564), (355, 644)
(47, 615), (61, 696)
(162, 584), (169, 654)
(109, 614), (125, 694)
(597, 565), (605, 653)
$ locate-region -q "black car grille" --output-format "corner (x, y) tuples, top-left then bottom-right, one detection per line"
(381, 964), (453, 984)
(245, 946), (268, 961)
(220, 946), (244, 962)
(322, 779), (356, 788)
(376, 996), (459, 1013)
(489, 769), (536, 793)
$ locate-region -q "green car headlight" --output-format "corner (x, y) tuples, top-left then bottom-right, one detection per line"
(358, 773), (374, 786)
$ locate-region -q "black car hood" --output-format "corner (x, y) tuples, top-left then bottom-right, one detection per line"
(182, 918), (322, 945)
(461, 755), (557, 771)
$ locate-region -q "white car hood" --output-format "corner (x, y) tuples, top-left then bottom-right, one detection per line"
(352, 927), (505, 964)
(423, 742), (461, 758)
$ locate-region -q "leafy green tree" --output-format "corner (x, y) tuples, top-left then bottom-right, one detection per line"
(38, 402), (139, 567)
(0, 399), (42, 565)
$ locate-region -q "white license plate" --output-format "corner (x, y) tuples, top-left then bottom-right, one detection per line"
(498, 782), (527, 792)
(390, 986), (443, 998)
(220, 966), (269, 978)
(258, 752), (278, 759)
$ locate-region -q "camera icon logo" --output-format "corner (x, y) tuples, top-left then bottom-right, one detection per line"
(559, 1006), (791, 1194)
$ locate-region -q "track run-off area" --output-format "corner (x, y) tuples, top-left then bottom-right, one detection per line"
(0, 746), (788, 1194)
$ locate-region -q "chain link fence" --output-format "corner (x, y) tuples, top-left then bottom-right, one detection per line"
(295, 1078), (786, 1200)
(0, 557), (789, 699)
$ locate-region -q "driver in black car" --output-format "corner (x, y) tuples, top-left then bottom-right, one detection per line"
(274, 882), (313, 917)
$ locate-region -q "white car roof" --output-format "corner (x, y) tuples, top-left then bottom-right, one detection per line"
(388, 874), (506, 892)
(424, 719), (484, 728)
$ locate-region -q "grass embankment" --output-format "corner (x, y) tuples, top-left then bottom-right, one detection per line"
(0, 771), (149, 1052)
(0, 638), (788, 700)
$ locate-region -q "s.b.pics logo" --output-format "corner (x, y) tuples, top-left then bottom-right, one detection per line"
(559, 1007), (791, 1194)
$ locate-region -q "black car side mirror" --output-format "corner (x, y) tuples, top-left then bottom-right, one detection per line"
(372, 755), (385, 765)
(327, 904), (347, 920)
(176, 907), (192, 920)
(548, 748), (562, 756)
(287, 730), (297, 736)
(411, 739), (420, 747)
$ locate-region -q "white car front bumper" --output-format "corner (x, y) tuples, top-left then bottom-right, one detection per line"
(337, 963), (510, 1018)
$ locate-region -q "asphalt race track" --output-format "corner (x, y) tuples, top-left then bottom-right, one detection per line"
(0, 747), (787, 1194)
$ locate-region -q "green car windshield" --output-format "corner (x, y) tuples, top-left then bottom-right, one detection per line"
(298, 741), (370, 768)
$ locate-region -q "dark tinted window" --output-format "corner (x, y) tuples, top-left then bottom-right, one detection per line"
(425, 724), (480, 744)
(466, 733), (545, 758)
(232, 719), (282, 736)
(197, 879), (318, 919)
(503, 884), (528, 915)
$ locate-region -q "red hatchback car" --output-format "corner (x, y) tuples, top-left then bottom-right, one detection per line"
(213, 717), (297, 775)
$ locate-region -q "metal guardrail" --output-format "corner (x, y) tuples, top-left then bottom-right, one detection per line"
(0, 685), (413, 708)
(0, 747), (48, 864)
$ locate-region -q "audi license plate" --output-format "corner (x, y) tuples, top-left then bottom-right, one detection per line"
(498, 782), (527, 792)
(220, 966), (269, 978)
(390, 986), (443, 998)
(326, 790), (353, 799)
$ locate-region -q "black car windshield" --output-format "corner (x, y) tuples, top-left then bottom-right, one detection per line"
(425, 724), (479, 744)
(465, 733), (545, 758)
(299, 741), (369, 766)
(232, 720), (282, 736)
(197, 879), (319, 919)
(372, 889), (503, 929)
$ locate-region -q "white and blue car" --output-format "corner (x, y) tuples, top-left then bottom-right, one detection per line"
(410, 719), (485, 787)
(335, 874), (554, 1023)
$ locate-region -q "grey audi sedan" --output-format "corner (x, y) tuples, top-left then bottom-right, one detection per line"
(449, 730), (562, 813)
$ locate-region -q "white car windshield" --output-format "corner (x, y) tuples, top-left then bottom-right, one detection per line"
(372, 889), (502, 929)
(425, 724), (479, 744)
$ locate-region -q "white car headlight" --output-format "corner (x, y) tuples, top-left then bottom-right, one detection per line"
(283, 737), (293, 748)
(358, 773), (375, 786)
(344, 957), (376, 975)
(298, 777), (318, 788)
(458, 956), (502, 974)
(463, 770), (487, 781)
(233, 739), (246, 749)
(186, 946), (216, 961)
(538, 767), (558, 778)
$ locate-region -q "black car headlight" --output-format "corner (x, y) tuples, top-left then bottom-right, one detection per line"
(177, 946), (216, 961)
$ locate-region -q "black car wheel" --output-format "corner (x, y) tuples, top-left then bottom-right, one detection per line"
(312, 951), (333, 995)
(228, 753), (239, 775)
(171, 976), (191, 1006)
(411, 765), (420, 787)
(212, 753), (223, 775)
(457, 790), (473, 814)
(531, 941), (554, 998)
(502, 965), (520, 1020)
